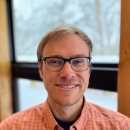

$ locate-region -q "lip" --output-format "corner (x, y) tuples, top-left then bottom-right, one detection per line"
(55, 84), (78, 91)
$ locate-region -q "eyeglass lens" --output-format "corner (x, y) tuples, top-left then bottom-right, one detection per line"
(44, 57), (90, 72)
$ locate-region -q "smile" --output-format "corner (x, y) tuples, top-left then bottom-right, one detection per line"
(61, 85), (76, 89)
(56, 84), (78, 89)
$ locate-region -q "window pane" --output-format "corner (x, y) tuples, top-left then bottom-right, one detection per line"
(17, 79), (47, 111)
(12, 0), (120, 63)
(84, 88), (117, 111)
(17, 79), (117, 111)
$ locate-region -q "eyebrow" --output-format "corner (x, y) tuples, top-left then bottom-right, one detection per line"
(71, 54), (89, 58)
(43, 55), (64, 58)
(43, 54), (89, 58)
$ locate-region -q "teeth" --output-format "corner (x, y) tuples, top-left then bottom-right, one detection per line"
(61, 85), (75, 89)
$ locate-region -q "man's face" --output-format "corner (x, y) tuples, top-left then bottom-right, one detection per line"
(39, 34), (91, 106)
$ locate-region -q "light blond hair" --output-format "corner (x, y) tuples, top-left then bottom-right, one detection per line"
(37, 24), (93, 60)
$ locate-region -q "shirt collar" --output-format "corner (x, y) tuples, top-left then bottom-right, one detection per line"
(71, 97), (89, 130)
(42, 97), (89, 130)
(42, 100), (60, 129)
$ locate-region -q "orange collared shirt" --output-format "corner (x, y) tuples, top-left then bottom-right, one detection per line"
(0, 99), (130, 130)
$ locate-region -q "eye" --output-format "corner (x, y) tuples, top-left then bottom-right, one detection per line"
(46, 58), (63, 66)
(72, 58), (85, 66)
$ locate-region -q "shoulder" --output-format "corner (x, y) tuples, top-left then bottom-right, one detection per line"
(85, 101), (130, 129)
(0, 103), (44, 129)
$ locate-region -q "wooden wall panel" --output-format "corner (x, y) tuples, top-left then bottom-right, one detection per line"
(118, 0), (130, 117)
(0, 0), (13, 122)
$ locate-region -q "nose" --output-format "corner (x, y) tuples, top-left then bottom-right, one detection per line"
(59, 62), (75, 79)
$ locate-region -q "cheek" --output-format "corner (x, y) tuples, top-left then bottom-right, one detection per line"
(42, 71), (57, 84)
(78, 71), (90, 84)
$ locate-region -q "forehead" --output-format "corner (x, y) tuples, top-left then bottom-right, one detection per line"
(42, 34), (89, 57)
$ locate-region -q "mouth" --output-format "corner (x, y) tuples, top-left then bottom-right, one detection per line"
(56, 84), (78, 89)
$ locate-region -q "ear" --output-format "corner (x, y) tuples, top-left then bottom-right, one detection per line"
(38, 61), (43, 79)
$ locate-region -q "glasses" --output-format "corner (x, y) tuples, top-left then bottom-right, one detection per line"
(39, 57), (92, 72)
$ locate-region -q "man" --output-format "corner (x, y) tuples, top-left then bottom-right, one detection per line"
(0, 24), (130, 130)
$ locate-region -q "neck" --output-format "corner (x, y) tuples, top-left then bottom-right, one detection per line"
(47, 96), (84, 122)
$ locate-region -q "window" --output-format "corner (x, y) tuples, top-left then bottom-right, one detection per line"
(12, 0), (120, 63)
(7, 0), (120, 112)
(18, 79), (117, 111)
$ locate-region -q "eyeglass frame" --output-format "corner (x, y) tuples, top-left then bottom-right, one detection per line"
(38, 56), (92, 72)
